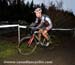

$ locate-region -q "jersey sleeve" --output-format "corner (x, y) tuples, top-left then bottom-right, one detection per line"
(45, 16), (53, 29)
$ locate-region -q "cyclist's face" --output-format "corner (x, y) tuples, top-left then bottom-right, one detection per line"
(35, 12), (42, 18)
(34, 8), (42, 18)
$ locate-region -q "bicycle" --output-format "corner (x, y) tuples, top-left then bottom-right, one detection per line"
(17, 27), (57, 55)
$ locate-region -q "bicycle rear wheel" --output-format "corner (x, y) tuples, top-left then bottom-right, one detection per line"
(40, 34), (52, 47)
(17, 36), (37, 55)
(41, 34), (60, 49)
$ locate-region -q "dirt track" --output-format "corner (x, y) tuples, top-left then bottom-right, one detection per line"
(0, 33), (75, 65)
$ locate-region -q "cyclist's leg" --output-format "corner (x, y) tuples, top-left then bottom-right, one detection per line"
(41, 29), (50, 46)
(42, 29), (49, 40)
(38, 29), (43, 41)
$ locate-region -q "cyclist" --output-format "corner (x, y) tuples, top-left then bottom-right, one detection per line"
(28, 6), (52, 47)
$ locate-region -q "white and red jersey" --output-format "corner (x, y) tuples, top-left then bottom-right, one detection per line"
(35, 14), (52, 30)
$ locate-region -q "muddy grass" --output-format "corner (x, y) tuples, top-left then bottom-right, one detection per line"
(0, 33), (75, 65)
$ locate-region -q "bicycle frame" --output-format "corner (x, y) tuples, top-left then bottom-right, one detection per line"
(28, 30), (50, 46)
(27, 31), (40, 46)
(17, 28), (53, 55)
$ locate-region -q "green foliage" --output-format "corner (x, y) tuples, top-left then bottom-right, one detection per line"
(0, 40), (17, 58)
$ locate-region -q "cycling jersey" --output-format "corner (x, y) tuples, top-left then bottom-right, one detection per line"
(34, 15), (52, 30)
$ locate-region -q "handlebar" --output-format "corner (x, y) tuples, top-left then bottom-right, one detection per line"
(27, 26), (40, 30)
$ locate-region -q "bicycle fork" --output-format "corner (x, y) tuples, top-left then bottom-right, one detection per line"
(28, 34), (34, 46)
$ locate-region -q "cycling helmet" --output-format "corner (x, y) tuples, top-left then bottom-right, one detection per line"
(34, 6), (42, 13)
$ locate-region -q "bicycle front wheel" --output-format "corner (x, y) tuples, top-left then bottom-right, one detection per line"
(17, 36), (37, 55)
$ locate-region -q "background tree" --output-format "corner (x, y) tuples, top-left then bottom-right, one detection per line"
(0, 0), (74, 28)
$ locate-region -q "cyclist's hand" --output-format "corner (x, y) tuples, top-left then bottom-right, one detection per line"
(29, 23), (35, 27)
